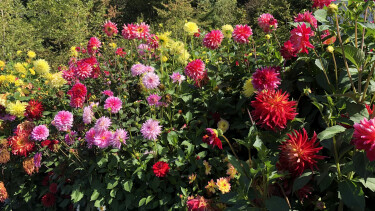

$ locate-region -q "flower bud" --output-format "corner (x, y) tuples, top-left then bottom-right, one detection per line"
(328, 4), (338, 15)
(326, 46), (334, 53)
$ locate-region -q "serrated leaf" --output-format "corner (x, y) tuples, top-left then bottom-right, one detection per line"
(317, 125), (346, 140)
(338, 181), (365, 211)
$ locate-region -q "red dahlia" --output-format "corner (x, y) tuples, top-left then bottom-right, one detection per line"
(352, 118), (375, 161)
(251, 66), (281, 91)
(68, 82), (87, 99)
(41, 192), (56, 208)
(280, 40), (296, 60)
(49, 183), (58, 194)
(278, 129), (324, 176)
(185, 59), (206, 81)
(87, 37), (101, 55)
(152, 161), (170, 177)
(25, 100), (44, 120)
(290, 23), (314, 54)
(251, 89), (297, 131)
(8, 135), (35, 157)
(312, 0), (334, 9)
(202, 128), (222, 149)
(203, 30), (224, 50)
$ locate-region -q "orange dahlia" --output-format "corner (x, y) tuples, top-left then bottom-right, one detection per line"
(278, 129), (324, 176)
(251, 89), (297, 131)
(0, 148), (10, 164)
(0, 181), (8, 202)
(23, 157), (35, 175)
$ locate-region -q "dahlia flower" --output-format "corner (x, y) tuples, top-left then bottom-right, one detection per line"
(27, 50), (36, 59)
(24, 100), (43, 121)
(53, 111), (73, 132)
(94, 116), (111, 132)
(232, 25), (253, 44)
(202, 128), (222, 149)
(205, 179), (217, 193)
(185, 59), (206, 81)
(87, 37), (101, 55)
(14, 63), (27, 74)
(103, 20), (118, 37)
(184, 22), (199, 35)
(147, 34), (159, 49)
(141, 119), (162, 140)
(187, 196), (208, 211)
(290, 23), (314, 54)
(8, 134), (35, 157)
(104, 96), (122, 113)
(76, 60), (92, 80)
(23, 157), (35, 175)
(122, 23), (137, 40)
(278, 129), (324, 176)
(65, 131), (77, 145)
(243, 78), (255, 97)
(251, 66), (281, 91)
(144, 65), (154, 73)
(116, 48), (127, 57)
(102, 90), (113, 97)
(85, 128), (96, 148)
(68, 82), (87, 98)
(83, 106), (94, 124)
(49, 183), (58, 194)
(147, 94), (162, 106)
(0, 181), (8, 203)
(131, 63), (146, 76)
(6, 100), (28, 118)
(111, 128), (128, 149)
(203, 160), (212, 175)
(216, 177), (231, 194)
(0, 148), (10, 164)
(138, 44), (149, 56)
(142, 72), (160, 89)
(33, 59), (50, 75)
(31, 125), (49, 141)
(313, 0), (334, 8)
(251, 89), (297, 131)
(135, 22), (150, 39)
(222, 24), (234, 38)
(34, 152), (42, 169)
(203, 30), (224, 50)
(227, 163), (238, 179)
(170, 72), (186, 85)
(294, 11), (318, 29)
(93, 130), (112, 148)
(217, 118), (230, 133)
(152, 161), (170, 177)
(258, 13), (278, 33)
(41, 192), (56, 208)
(280, 40), (297, 60)
(353, 118), (375, 161)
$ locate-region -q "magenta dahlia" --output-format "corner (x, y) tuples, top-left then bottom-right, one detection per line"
(122, 23), (137, 40)
(280, 40), (297, 60)
(53, 111), (73, 132)
(87, 37), (101, 55)
(147, 94), (162, 106)
(103, 20), (118, 37)
(104, 96), (122, 113)
(142, 72), (160, 89)
(312, 0), (334, 9)
(290, 23), (314, 54)
(185, 59), (206, 81)
(258, 13), (278, 33)
(251, 66), (281, 91)
(353, 118), (375, 161)
(294, 11), (318, 29)
(31, 125), (49, 141)
(135, 22), (150, 39)
(203, 30), (224, 50)
(232, 25), (253, 44)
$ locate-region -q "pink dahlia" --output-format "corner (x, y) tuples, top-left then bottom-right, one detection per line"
(251, 90), (297, 131)
(34, 152), (42, 169)
(232, 25), (253, 44)
(290, 23), (314, 54)
(93, 130), (112, 148)
(147, 34), (159, 49)
(144, 66), (155, 73)
(31, 125), (49, 141)
(94, 116), (111, 132)
(104, 96), (122, 113)
(258, 13), (278, 33)
(147, 94), (162, 106)
(87, 37), (101, 55)
(353, 118), (375, 161)
(321, 29), (336, 45)
(102, 90), (113, 97)
(203, 30), (224, 50)
(251, 66), (281, 91)
(141, 119), (162, 140)
(65, 131), (77, 145)
(131, 63), (146, 76)
(313, 0), (334, 9)
(280, 40), (297, 60)
(170, 72), (186, 85)
(278, 129), (324, 176)
(103, 20), (118, 37)
(185, 59), (206, 81)
(85, 128), (96, 148)
(138, 44), (149, 56)
(111, 128), (128, 149)
(294, 11), (318, 29)
(53, 111), (73, 132)
(122, 23), (137, 40)
(75, 60), (92, 80)
(135, 22), (150, 39)
(142, 72), (160, 89)
(83, 106), (94, 124)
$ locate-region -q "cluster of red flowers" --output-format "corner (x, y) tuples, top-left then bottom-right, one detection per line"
(8, 121), (35, 156)
(67, 82), (87, 108)
(41, 139), (59, 152)
(187, 196), (208, 211)
(281, 23), (314, 59)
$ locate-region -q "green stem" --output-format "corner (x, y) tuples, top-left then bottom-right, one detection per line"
(332, 136), (342, 180)
(313, 48), (331, 86)
(361, 62), (375, 103)
(222, 135), (239, 161)
(331, 51), (339, 90)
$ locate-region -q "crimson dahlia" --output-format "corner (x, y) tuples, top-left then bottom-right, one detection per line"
(290, 23), (314, 54)
(41, 192), (56, 208)
(25, 100), (43, 120)
(353, 118), (375, 161)
(202, 128), (222, 149)
(152, 161), (170, 177)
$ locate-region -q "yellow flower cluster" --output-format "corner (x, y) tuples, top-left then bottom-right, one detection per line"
(44, 72), (67, 88)
(184, 22), (199, 35)
(33, 59), (50, 75)
(222, 24), (234, 39)
(6, 100), (28, 118)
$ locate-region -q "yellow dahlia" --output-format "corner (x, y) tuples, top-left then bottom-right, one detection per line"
(48, 72), (66, 88)
(169, 41), (185, 55)
(33, 59), (50, 75)
(27, 51), (36, 59)
(205, 179), (217, 193)
(243, 78), (255, 97)
(157, 31), (171, 48)
(216, 177), (231, 194)
(222, 24), (234, 39)
(217, 118), (230, 133)
(184, 22), (199, 35)
(0, 94), (8, 107)
(203, 160), (212, 175)
(5, 75), (16, 83)
(14, 63), (27, 74)
(16, 50), (22, 56)
(6, 100), (28, 117)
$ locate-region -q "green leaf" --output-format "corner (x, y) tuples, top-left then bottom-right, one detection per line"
(123, 180), (133, 192)
(314, 9), (327, 23)
(317, 125), (346, 141)
(167, 131), (178, 146)
(334, 46), (365, 69)
(315, 58), (327, 72)
(338, 181), (365, 211)
(265, 196), (289, 211)
(71, 188), (84, 203)
(91, 189), (100, 201)
(184, 111), (192, 123)
(107, 180), (118, 189)
(292, 172), (313, 192)
(139, 197), (147, 207)
(359, 178), (375, 192)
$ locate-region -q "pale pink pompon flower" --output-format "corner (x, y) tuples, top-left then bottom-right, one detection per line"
(83, 106), (94, 124)
(142, 72), (160, 89)
(104, 96), (123, 113)
(94, 116), (111, 132)
(111, 128), (129, 149)
(31, 125), (49, 141)
(53, 111), (73, 132)
(131, 63), (146, 76)
(141, 119), (162, 140)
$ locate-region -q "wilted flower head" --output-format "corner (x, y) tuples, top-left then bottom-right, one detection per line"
(280, 40), (297, 60)
(243, 78), (255, 97)
(258, 13), (278, 33)
(251, 90), (297, 131)
(251, 66), (281, 91)
(0, 181), (8, 202)
(141, 119), (162, 140)
(34, 152), (42, 170)
(217, 119), (230, 133)
(65, 131), (77, 145)
(278, 129), (324, 176)
(321, 30), (336, 45)
(83, 106), (94, 124)
(232, 25), (253, 44)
